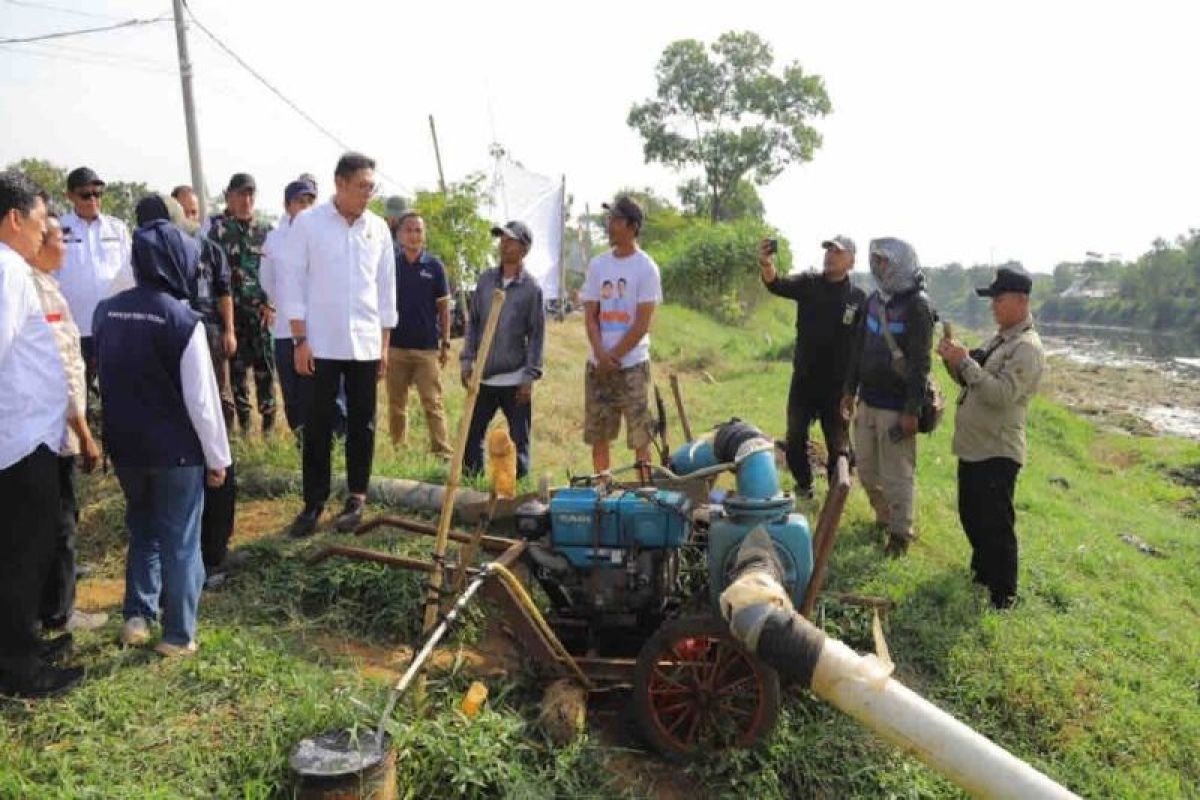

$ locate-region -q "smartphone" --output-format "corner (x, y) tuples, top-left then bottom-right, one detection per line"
(942, 321), (953, 340)
(765, 238), (779, 255)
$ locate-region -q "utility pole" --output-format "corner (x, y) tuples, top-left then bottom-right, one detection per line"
(172, 0), (207, 214)
(428, 114), (447, 194)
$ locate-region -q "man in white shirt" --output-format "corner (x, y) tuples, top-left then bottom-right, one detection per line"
(581, 196), (663, 474)
(260, 177), (321, 436)
(57, 166), (131, 410)
(0, 171), (82, 698)
(280, 153), (398, 537)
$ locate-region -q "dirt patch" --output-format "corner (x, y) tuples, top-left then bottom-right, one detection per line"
(76, 578), (124, 611)
(1091, 442), (1142, 471)
(312, 630), (516, 684)
(231, 499), (296, 546)
(587, 692), (698, 800)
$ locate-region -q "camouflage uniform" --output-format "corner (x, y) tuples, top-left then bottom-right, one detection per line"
(206, 212), (275, 432)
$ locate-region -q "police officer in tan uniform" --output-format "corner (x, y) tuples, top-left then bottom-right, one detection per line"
(937, 266), (1045, 609)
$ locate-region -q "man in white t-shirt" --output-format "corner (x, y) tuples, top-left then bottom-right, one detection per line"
(580, 196), (663, 473)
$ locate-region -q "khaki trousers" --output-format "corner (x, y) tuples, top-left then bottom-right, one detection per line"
(386, 348), (451, 456)
(852, 403), (917, 541)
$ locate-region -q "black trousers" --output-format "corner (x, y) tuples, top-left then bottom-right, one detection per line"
(785, 371), (846, 492)
(464, 385), (532, 479)
(40, 456), (79, 628)
(303, 358), (378, 509)
(201, 460), (237, 570)
(0, 445), (59, 671)
(957, 457), (1022, 607)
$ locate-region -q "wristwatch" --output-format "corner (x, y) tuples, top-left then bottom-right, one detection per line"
(293, 335), (307, 347)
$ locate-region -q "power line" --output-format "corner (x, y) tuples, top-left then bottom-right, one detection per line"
(0, 14), (168, 45)
(182, 4), (411, 195)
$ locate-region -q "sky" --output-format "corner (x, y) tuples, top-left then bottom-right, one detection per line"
(1, 0), (1197, 273)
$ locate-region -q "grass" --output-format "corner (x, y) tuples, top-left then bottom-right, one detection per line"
(2, 304), (1199, 798)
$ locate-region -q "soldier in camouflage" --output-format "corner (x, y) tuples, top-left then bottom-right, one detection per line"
(206, 173), (276, 434)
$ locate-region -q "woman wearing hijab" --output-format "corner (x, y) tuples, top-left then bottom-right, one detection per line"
(92, 210), (230, 657)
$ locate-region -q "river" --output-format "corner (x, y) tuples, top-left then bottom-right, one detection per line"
(1038, 321), (1200, 440)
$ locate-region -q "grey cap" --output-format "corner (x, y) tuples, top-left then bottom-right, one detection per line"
(384, 196), (407, 217)
(491, 220), (533, 247)
(821, 235), (856, 255)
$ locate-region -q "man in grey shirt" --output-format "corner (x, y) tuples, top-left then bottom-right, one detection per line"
(460, 221), (544, 478)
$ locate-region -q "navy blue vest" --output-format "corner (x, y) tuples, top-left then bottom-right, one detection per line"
(94, 287), (205, 468)
(859, 291), (920, 411)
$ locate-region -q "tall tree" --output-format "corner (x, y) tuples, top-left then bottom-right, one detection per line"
(627, 31), (831, 223)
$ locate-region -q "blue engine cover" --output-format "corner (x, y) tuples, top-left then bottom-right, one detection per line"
(707, 511), (813, 608)
(549, 487), (690, 569)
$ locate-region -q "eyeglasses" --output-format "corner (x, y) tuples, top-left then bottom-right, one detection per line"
(76, 190), (103, 200)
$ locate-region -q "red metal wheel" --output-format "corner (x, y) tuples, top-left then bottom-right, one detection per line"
(632, 615), (781, 760)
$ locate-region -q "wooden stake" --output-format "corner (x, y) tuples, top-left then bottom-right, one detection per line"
(668, 373), (694, 443)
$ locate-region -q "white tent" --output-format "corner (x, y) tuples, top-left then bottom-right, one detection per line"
(486, 159), (565, 302)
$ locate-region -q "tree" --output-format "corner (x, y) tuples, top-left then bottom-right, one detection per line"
(410, 173), (493, 290)
(627, 31), (831, 223)
(677, 177), (763, 222)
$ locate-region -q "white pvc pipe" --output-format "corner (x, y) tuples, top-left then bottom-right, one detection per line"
(811, 638), (1079, 800)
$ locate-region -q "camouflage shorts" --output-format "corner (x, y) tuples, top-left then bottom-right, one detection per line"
(583, 360), (654, 448)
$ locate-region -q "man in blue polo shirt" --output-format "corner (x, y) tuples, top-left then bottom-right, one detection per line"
(385, 211), (452, 458)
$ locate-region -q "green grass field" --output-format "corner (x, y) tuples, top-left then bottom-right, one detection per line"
(2, 304), (1198, 798)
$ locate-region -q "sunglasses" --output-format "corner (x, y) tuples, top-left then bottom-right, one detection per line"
(76, 190), (104, 200)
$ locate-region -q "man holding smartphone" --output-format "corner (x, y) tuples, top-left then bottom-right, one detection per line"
(758, 235), (864, 499)
(937, 267), (1044, 608)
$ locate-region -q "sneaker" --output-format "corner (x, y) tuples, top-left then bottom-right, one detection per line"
(288, 506), (322, 539)
(0, 664), (84, 699)
(203, 571), (228, 591)
(38, 633), (73, 664)
(64, 610), (109, 632)
(119, 617), (151, 647)
(333, 496), (366, 533)
(154, 640), (198, 658)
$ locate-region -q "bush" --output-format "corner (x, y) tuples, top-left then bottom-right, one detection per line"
(652, 219), (787, 323)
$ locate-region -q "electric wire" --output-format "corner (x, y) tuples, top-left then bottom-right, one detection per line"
(2, 0), (124, 20)
(0, 15), (169, 45)
(182, 3), (411, 195)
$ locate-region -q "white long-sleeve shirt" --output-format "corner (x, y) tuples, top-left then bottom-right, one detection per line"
(260, 214), (298, 340)
(0, 243), (68, 469)
(180, 322), (232, 470)
(58, 211), (131, 336)
(279, 201), (397, 361)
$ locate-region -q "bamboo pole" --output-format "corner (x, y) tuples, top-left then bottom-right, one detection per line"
(422, 289), (506, 636)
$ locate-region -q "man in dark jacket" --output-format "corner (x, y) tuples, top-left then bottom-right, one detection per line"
(841, 238), (934, 555)
(94, 217), (230, 656)
(758, 235), (865, 498)
(461, 221), (545, 479)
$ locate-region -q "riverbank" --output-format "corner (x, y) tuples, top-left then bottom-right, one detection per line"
(1040, 331), (1200, 440)
(2, 305), (1198, 798)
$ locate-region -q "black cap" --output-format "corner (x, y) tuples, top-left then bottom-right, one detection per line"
(976, 267), (1033, 297)
(602, 196), (644, 228)
(226, 173), (256, 193)
(66, 166), (105, 191)
(491, 220), (533, 247)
